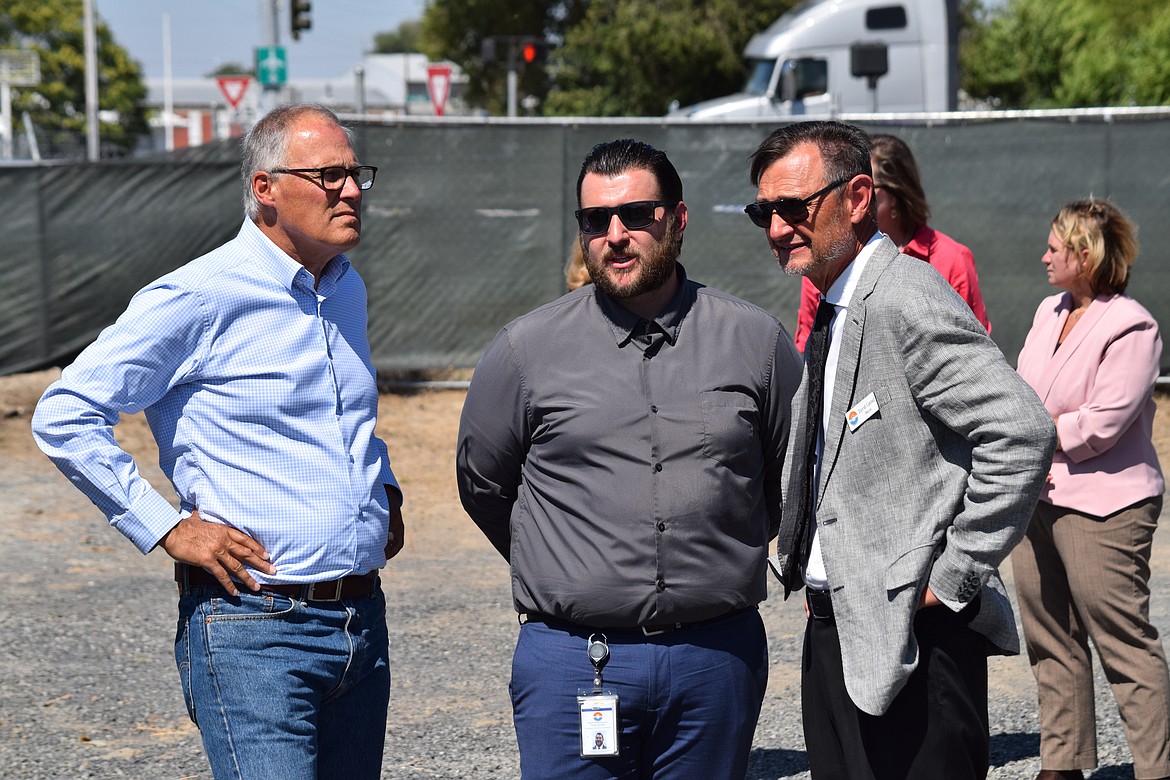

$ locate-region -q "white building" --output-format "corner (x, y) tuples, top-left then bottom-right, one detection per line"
(143, 53), (467, 151)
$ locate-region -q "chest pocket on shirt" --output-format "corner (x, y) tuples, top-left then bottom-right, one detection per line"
(699, 390), (762, 474)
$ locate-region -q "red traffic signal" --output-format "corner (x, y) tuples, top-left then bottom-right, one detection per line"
(521, 39), (547, 64)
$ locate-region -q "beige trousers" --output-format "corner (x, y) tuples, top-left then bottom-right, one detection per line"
(1012, 497), (1170, 779)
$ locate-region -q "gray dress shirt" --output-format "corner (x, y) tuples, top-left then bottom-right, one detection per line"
(456, 264), (802, 627)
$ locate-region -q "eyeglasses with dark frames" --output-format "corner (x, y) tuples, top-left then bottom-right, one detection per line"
(575, 200), (676, 234)
(270, 165), (378, 191)
(744, 177), (852, 228)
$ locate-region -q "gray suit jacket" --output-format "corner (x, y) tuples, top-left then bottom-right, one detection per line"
(775, 236), (1055, 716)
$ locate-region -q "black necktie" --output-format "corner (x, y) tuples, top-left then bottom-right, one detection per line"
(789, 299), (835, 586)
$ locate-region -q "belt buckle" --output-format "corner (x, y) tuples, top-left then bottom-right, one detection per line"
(806, 589), (833, 620)
(306, 579), (343, 601)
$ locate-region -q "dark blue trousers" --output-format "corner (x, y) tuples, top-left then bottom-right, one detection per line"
(510, 608), (768, 779)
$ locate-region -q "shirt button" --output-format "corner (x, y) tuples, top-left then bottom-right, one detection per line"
(656, 579), (666, 592)
(654, 463), (663, 472)
(650, 405), (658, 413)
(657, 522), (666, 532)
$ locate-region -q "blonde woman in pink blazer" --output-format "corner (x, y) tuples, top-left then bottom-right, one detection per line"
(1014, 199), (1170, 780)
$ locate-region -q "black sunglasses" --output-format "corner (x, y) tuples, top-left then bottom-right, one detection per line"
(575, 200), (676, 234)
(744, 177), (851, 228)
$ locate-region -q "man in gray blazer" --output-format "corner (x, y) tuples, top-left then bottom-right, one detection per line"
(746, 120), (1056, 779)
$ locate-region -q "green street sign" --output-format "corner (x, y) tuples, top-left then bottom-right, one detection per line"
(255, 46), (287, 87)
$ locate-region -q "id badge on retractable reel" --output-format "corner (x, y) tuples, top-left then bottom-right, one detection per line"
(578, 633), (619, 757)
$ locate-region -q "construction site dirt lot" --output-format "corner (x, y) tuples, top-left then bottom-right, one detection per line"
(1, 368), (1167, 779)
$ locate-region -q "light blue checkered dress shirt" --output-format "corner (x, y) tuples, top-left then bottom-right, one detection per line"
(33, 219), (399, 583)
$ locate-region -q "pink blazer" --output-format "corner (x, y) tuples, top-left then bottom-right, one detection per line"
(1016, 292), (1164, 516)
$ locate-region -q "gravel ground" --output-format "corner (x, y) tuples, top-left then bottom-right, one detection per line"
(1, 370), (1168, 779)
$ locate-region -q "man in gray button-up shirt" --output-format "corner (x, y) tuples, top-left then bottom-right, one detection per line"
(456, 139), (802, 779)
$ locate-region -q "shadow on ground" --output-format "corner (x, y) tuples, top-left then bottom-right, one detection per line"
(991, 731), (1041, 766)
(751, 734), (1133, 779)
(748, 747), (808, 778)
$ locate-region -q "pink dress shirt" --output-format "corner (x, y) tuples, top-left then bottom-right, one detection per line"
(1016, 291), (1164, 517)
(793, 224), (990, 351)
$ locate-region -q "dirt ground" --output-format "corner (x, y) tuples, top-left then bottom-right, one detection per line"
(3, 369), (1170, 778)
(0, 369), (517, 778)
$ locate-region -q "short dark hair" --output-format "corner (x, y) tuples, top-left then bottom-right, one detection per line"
(748, 121), (872, 187)
(576, 139), (683, 207)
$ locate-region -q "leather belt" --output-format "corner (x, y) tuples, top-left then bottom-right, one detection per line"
(175, 563), (379, 601)
(523, 607), (753, 637)
(806, 588), (834, 620)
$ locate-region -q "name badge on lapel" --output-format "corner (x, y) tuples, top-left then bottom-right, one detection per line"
(846, 392), (879, 432)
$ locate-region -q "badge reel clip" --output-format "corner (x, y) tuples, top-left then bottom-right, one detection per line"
(577, 633), (619, 757)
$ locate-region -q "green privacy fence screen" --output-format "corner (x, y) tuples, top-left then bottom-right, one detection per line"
(6, 113), (1170, 377)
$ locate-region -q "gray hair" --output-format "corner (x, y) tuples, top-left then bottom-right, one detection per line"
(241, 103), (354, 219)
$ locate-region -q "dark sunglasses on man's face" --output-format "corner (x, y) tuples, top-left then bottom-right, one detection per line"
(744, 177), (851, 228)
(575, 200), (676, 234)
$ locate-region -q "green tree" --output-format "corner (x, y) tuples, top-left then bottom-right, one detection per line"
(0, 0), (148, 157)
(1130, 10), (1170, 104)
(374, 19), (423, 53)
(961, 0), (1170, 108)
(420, 0), (586, 115)
(207, 63), (254, 78)
(546, 0), (797, 117)
(419, 0), (795, 116)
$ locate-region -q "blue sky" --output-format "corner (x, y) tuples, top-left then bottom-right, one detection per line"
(97, 0), (426, 80)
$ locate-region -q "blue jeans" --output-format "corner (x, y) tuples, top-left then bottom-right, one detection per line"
(510, 608), (768, 779)
(175, 585), (390, 780)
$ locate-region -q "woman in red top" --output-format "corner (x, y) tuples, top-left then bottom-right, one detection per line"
(792, 134), (991, 350)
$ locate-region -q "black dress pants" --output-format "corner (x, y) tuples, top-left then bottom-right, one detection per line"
(801, 598), (990, 780)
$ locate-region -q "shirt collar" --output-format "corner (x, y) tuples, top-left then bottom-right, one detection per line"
(823, 231), (883, 309)
(237, 218), (351, 297)
(597, 262), (694, 348)
(900, 223), (934, 261)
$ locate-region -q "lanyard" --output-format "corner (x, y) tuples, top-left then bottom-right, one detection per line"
(587, 633), (609, 693)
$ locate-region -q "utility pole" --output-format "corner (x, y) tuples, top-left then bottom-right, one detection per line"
(259, 0), (281, 114)
(507, 45), (518, 118)
(0, 77), (11, 160)
(354, 66), (366, 115)
(83, 0), (99, 161)
(163, 12), (174, 151)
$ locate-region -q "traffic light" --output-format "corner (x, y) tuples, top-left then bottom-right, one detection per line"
(290, 0), (312, 41)
(521, 39), (547, 64)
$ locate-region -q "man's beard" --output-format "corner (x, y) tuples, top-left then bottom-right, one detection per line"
(776, 201), (855, 279)
(582, 223), (683, 300)
(777, 230), (854, 279)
